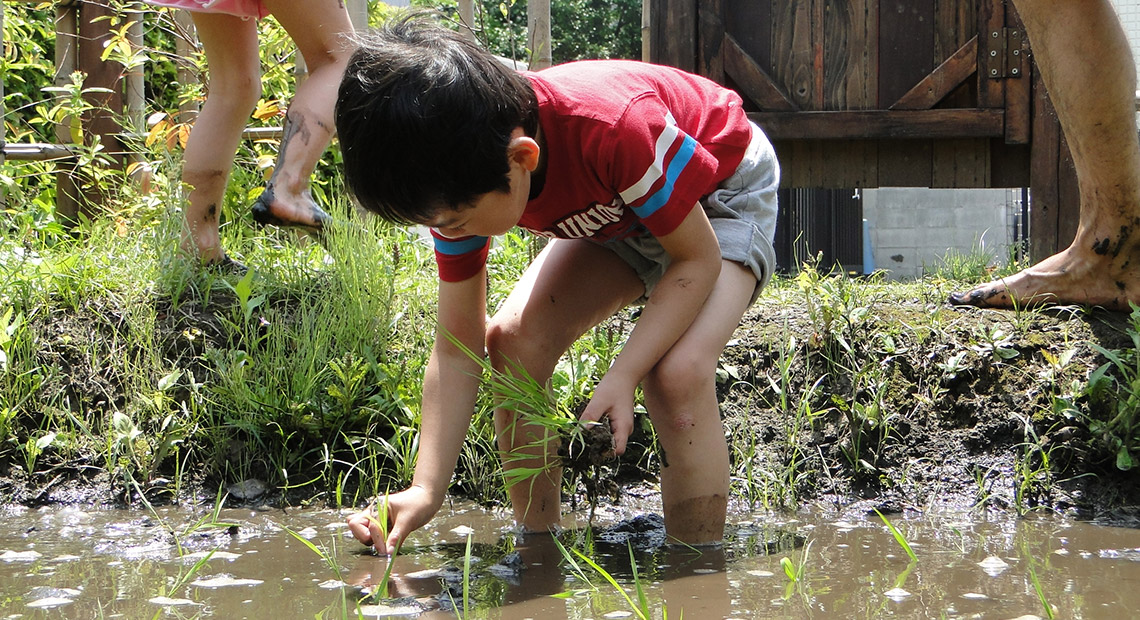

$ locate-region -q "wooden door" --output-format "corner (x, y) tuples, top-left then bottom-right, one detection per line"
(648, 0), (1077, 257)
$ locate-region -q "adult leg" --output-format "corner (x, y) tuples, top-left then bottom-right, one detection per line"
(951, 0), (1140, 309)
(252, 0), (355, 229)
(641, 259), (755, 545)
(486, 239), (643, 532)
(179, 13), (261, 263)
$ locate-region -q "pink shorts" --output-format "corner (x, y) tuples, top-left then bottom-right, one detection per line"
(145, 0), (268, 19)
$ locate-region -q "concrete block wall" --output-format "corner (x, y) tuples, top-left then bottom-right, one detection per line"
(861, 188), (1016, 280)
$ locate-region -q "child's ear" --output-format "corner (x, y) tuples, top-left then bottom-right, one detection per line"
(508, 135), (541, 172)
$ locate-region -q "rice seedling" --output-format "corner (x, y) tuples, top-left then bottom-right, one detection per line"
(445, 532), (475, 619)
(1028, 564), (1056, 620)
(553, 537), (675, 620)
(874, 509), (917, 561)
(780, 539), (814, 601)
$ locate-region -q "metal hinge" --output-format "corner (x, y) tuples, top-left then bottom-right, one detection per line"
(986, 27), (1025, 79)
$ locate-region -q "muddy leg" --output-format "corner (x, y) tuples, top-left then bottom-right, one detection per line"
(641, 260), (756, 545)
(250, 0), (354, 231)
(950, 0), (1140, 310)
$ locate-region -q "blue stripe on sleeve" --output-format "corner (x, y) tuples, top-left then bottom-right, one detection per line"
(433, 235), (489, 256)
(631, 134), (698, 219)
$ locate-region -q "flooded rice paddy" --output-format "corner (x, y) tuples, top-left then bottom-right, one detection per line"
(1, 495), (1139, 619)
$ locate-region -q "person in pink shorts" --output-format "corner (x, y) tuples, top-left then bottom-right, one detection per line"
(146, 0), (354, 269)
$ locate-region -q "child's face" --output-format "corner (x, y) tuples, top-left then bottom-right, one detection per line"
(423, 130), (539, 239)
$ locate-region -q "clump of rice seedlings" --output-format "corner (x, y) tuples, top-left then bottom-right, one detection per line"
(441, 331), (617, 506)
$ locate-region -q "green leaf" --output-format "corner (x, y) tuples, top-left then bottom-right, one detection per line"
(1116, 446), (1134, 471)
(780, 556), (796, 581)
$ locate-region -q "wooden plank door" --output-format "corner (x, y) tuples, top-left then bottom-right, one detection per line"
(649, 0), (1077, 259)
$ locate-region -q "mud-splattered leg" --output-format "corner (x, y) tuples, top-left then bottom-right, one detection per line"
(250, 0), (354, 231)
(950, 0), (1140, 310)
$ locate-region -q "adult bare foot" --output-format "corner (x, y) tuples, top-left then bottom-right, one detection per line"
(250, 184), (331, 230)
(948, 242), (1140, 311)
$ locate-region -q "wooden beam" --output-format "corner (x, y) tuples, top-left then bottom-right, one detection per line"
(890, 36), (979, 110)
(750, 109), (1005, 140)
(722, 33), (797, 111)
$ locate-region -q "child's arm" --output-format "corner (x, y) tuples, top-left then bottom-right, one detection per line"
(348, 272), (488, 555)
(580, 206), (722, 451)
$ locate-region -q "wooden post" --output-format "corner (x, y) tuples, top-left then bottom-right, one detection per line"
(54, 0), (81, 223)
(527, 0), (551, 69)
(642, 0), (651, 61)
(458, 0), (475, 40)
(346, 0), (368, 31)
(173, 9), (200, 122)
(125, 1), (146, 184)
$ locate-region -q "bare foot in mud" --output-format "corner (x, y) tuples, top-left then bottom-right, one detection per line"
(250, 184), (331, 231)
(949, 238), (1140, 311)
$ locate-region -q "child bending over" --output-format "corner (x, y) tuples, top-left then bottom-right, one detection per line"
(339, 14), (779, 553)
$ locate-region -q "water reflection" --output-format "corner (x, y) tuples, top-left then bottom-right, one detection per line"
(0, 502), (1139, 618)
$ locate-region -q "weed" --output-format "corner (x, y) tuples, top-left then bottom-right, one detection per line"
(970, 324), (1020, 363)
(1084, 303), (1140, 470)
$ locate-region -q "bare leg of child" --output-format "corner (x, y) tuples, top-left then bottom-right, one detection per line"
(949, 0), (1140, 310)
(179, 13), (260, 265)
(641, 260), (754, 545)
(486, 240), (643, 533)
(250, 0), (354, 230)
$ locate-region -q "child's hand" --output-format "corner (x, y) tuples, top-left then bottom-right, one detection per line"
(346, 486), (442, 556)
(579, 374), (636, 455)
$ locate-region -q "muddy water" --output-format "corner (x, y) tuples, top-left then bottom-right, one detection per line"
(1, 497), (1138, 619)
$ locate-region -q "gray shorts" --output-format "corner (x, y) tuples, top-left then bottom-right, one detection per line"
(602, 121), (780, 305)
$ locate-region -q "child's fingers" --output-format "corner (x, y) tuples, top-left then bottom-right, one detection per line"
(346, 513), (376, 546)
(610, 417), (631, 455)
(385, 527), (403, 557)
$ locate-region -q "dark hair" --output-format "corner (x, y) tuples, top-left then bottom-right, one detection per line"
(336, 13), (539, 225)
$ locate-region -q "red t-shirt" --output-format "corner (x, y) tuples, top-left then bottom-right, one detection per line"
(434, 60), (752, 282)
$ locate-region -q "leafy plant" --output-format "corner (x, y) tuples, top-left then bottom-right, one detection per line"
(1085, 306), (1140, 471)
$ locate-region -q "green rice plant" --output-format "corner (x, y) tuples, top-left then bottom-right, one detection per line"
(874, 509), (917, 561)
(779, 539), (814, 601)
(445, 532), (475, 619)
(1028, 564), (1056, 620)
(439, 330), (583, 491)
(553, 537), (675, 620)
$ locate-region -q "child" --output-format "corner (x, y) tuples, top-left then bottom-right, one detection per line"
(144, 0), (354, 268)
(339, 14), (779, 554)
